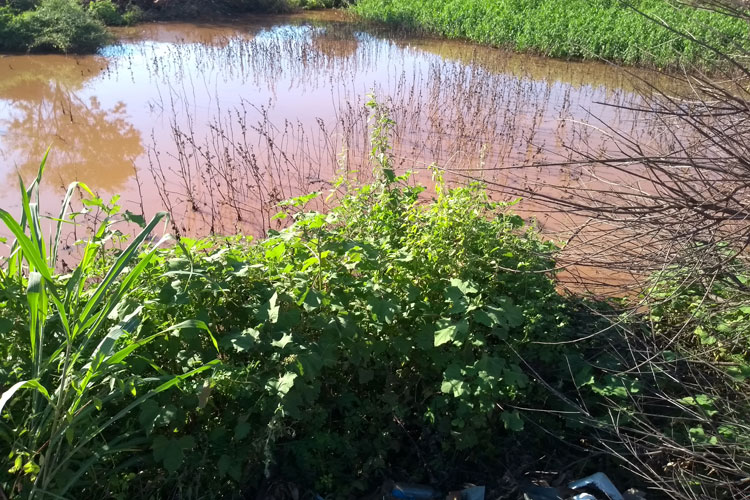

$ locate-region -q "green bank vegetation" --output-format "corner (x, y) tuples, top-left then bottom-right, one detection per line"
(0, 0), (336, 54)
(0, 0), (113, 53)
(352, 0), (750, 69)
(2, 0), (747, 66)
(1, 99), (748, 498)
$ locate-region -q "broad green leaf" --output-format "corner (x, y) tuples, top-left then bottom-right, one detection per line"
(234, 421), (251, 440)
(265, 242), (286, 260)
(26, 272), (43, 360)
(152, 435), (195, 473)
(440, 379), (465, 397)
(473, 309), (495, 327)
(501, 411), (524, 432)
(271, 333), (293, 350)
(268, 372), (297, 396)
(449, 278), (477, 295)
(434, 319), (469, 346)
(267, 293), (280, 324)
(369, 298), (398, 324)
(123, 210), (147, 228)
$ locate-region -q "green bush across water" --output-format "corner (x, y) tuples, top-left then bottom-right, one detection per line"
(352, 0), (750, 69)
(0, 0), (300, 54)
(1, 0), (747, 65)
(0, 0), (112, 53)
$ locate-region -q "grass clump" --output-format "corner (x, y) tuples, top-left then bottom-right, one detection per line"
(352, 0), (750, 69)
(0, 156), (219, 499)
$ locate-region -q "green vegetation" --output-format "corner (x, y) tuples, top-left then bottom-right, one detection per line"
(291, 0), (350, 8)
(0, 154), (218, 498)
(352, 0), (750, 68)
(2, 101), (748, 498)
(0, 112), (571, 496)
(87, 0), (125, 25)
(0, 0), (111, 53)
(4, 0), (743, 65)
(0, 0), (341, 54)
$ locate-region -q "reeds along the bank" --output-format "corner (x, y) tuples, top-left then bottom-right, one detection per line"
(143, 24), (663, 251)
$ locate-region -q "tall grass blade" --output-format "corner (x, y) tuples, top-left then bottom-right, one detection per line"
(0, 209), (53, 281)
(74, 212), (168, 338)
(0, 380), (50, 415)
(49, 181), (93, 266)
(26, 272), (43, 364)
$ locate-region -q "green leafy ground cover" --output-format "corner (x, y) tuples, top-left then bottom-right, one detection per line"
(1, 104), (748, 497)
(0, 149), (575, 497)
(352, 0), (750, 69)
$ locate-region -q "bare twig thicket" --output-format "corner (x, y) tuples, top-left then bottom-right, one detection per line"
(482, 0), (750, 289)
(483, 2), (750, 498)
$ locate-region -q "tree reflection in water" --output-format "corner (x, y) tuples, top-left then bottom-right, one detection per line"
(0, 54), (143, 194)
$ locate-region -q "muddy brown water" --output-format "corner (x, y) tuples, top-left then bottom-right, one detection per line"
(0, 11), (674, 293)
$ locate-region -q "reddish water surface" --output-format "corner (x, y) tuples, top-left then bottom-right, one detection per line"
(0, 11), (672, 292)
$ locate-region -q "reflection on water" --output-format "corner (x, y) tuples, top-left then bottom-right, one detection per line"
(0, 55), (143, 196)
(0, 11), (673, 291)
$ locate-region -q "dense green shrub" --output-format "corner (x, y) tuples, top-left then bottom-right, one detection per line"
(0, 133), (571, 497)
(352, 0), (750, 69)
(121, 3), (142, 24)
(4, 0), (39, 10)
(120, 180), (568, 497)
(1, 0), (112, 52)
(88, 0), (125, 26)
(0, 7), (25, 52)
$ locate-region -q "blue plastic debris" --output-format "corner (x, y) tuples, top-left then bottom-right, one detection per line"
(458, 486), (485, 500)
(568, 473), (624, 500)
(391, 483), (441, 500)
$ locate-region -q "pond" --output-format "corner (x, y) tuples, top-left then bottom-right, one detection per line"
(0, 11), (671, 291)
